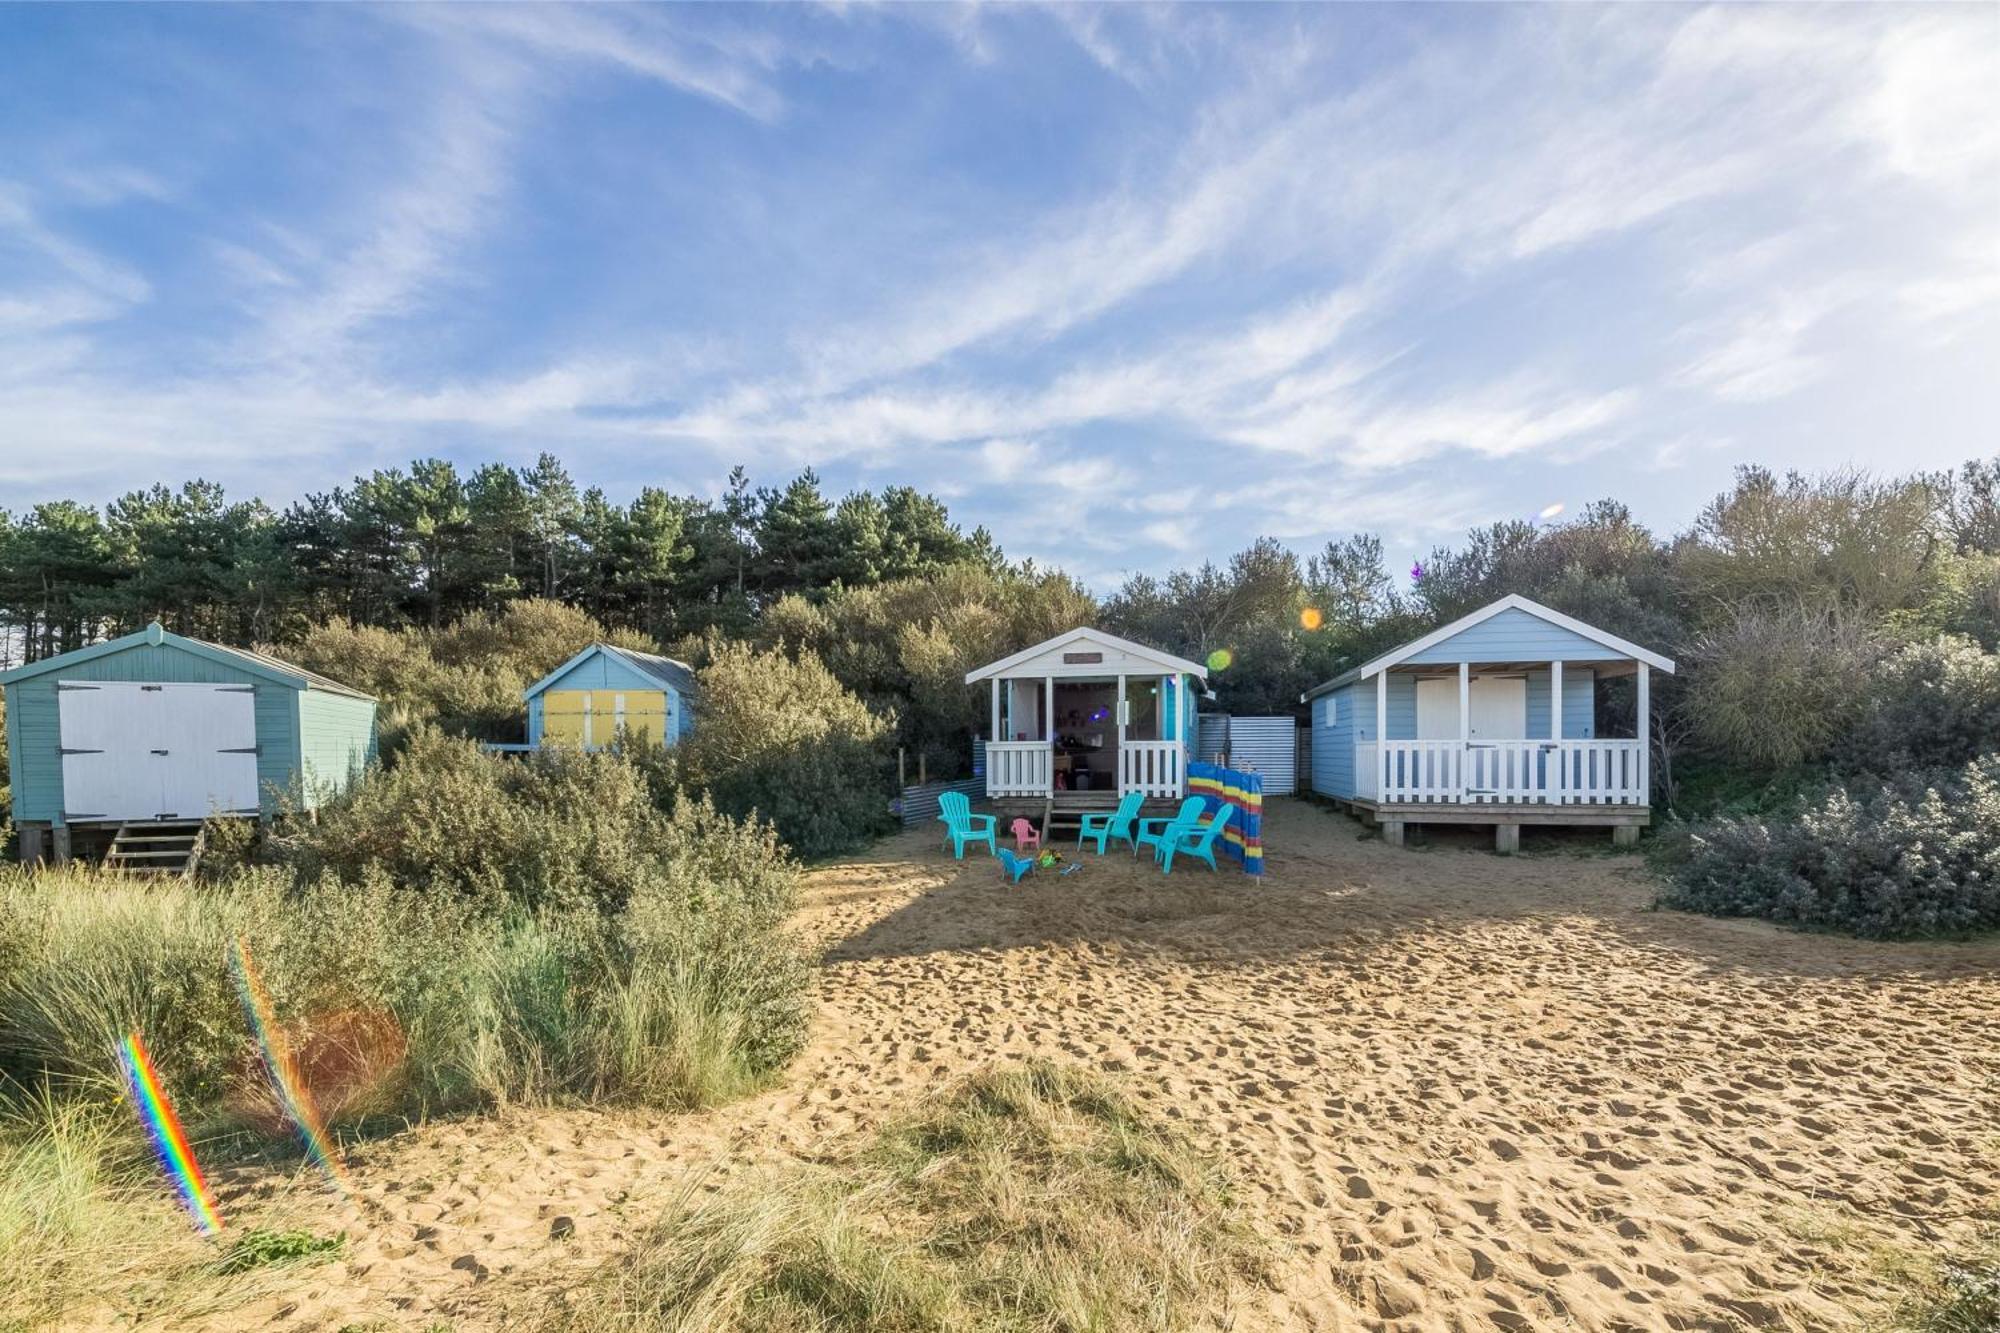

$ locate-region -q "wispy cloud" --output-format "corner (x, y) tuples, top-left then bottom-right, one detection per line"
(0, 3), (1993, 584)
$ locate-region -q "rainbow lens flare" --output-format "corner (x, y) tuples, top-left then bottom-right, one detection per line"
(1299, 607), (1324, 630)
(119, 1032), (222, 1235)
(230, 938), (350, 1190)
(1535, 502), (1566, 523)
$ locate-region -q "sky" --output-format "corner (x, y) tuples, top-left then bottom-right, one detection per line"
(1, 3), (1995, 589)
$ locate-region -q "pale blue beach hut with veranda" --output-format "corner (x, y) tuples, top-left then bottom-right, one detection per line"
(2, 622), (377, 870)
(1303, 595), (1674, 852)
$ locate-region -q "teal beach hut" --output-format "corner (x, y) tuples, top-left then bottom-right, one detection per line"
(2, 622), (377, 864)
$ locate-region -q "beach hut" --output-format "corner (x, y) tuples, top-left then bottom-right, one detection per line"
(964, 627), (1207, 834)
(520, 643), (696, 751)
(1, 622), (377, 866)
(1302, 595), (1674, 852)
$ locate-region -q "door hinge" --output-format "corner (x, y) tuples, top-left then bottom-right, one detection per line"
(58, 747), (104, 755)
(219, 686), (256, 693)
(219, 746), (260, 755)
(140, 685), (164, 692)
(55, 683), (100, 691)
(150, 749), (170, 756)
(64, 812), (108, 821)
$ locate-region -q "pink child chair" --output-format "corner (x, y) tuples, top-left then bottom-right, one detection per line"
(1010, 818), (1042, 853)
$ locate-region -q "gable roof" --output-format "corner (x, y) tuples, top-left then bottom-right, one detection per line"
(0, 622), (374, 699)
(523, 643), (699, 701)
(1301, 595), (1676, 701)
(964, 626), (1209, 684)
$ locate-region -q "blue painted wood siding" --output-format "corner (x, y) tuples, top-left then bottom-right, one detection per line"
(4, 643), (300, 822)
(1306, 670), (1597, 800)
(1308, 684), (1360, 798)
(1401, 607), (1628, 665)
(296, 690), (379, 809)
(526, 650), (686, 747)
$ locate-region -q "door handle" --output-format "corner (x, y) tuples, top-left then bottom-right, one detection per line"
(150, 749), (170, 756)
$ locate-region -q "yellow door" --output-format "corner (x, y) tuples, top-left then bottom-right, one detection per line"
(542, 691), (591, 745)
(543, 690), (668, 748)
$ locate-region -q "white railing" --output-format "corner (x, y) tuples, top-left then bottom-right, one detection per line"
(1120, 741), (1184, 797)
(1359, 739), (1646, 806)
(987, 741), (1052, 796)
(1552, 740), (1646, 805)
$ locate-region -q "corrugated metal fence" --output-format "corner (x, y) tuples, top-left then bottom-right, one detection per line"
(1194, 715), (1298, 795)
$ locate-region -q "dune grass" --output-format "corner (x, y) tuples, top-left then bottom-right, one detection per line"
(540, 1061), (1262, 1333)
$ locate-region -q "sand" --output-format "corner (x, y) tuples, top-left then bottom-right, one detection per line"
(204, 800), (1998, 1331)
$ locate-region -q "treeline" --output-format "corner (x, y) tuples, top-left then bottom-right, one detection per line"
(0, 457), (1000, 660)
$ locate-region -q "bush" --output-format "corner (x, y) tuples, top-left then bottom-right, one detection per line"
(1684, 604), (1879, 770)
(540, 1061), (1260, 1332)
(1655, 758), (2000, 938)
(1839, 635), (2000, 775)
(681, 640), (894, 860)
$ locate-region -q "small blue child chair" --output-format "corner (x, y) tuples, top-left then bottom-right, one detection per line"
(996, 848), (1037, 884)
(936, 790), (997, 860)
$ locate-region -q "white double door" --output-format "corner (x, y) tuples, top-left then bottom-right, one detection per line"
(59, 682), (261, 821)
(1415, 674), (1528, 741)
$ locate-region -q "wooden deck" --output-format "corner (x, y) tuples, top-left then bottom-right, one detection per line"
(1333, 795), (1649, 853)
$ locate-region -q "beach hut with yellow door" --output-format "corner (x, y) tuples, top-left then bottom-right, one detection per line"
(521, 644), (696, 751)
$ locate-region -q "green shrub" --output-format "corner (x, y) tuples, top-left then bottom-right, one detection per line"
(279, 730), (793, 917)
(1655, 758), (2000, 938)
(681, 640), (894, 860)
(1684, 604), (1878, 771)
(1839, 635), (2000, 775)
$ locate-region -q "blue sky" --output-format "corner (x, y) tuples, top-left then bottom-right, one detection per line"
(2, 3), (1995, 587)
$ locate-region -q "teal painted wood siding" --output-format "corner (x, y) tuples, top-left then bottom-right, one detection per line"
(4, 643), (296, 822)
(1402, 606), (1628, 665)
(3, 639), (376, 823)
(296, 690), (379, 809)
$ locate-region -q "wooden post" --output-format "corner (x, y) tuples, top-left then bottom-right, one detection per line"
(990, 677), (1001, 746)
(1375, 670), (1389, 800)
(19, 824), (44, 866)
(1494, 823), (1520, 854)
(52, 825), (72, 867)
(898, 747), (907, 788)
(1550, 659), (1564, 805)
(1381, 818), (1405, 848)
(1116, 673), (1127, 794)
(1636, 662), (1651, 804)
(1613, 824), (1641, 848)
(1458, 661), (1471, 803)
(1043, 675), (1053, 740)
(917, 752), (927, 786)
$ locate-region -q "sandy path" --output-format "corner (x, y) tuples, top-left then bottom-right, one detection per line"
(214, 801), (1998, 1332)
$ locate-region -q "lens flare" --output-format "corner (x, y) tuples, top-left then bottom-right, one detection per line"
(1410, 561), (1425, 583)
(1205, 648), (1234, 672)
(230, 938), (351, 1191)
(1299, 607), (1324, 630)
(1535, 502), (1566, 523)
(119, 1032), (223, 1235)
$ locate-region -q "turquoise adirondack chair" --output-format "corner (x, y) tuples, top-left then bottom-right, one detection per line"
(1158, 804), (1233, 874)
(996, 848), (1037, 884)
(1133, 797), (1205, 859)
(936, 790), (997, 859)
(1077, 790), (1144, 854)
